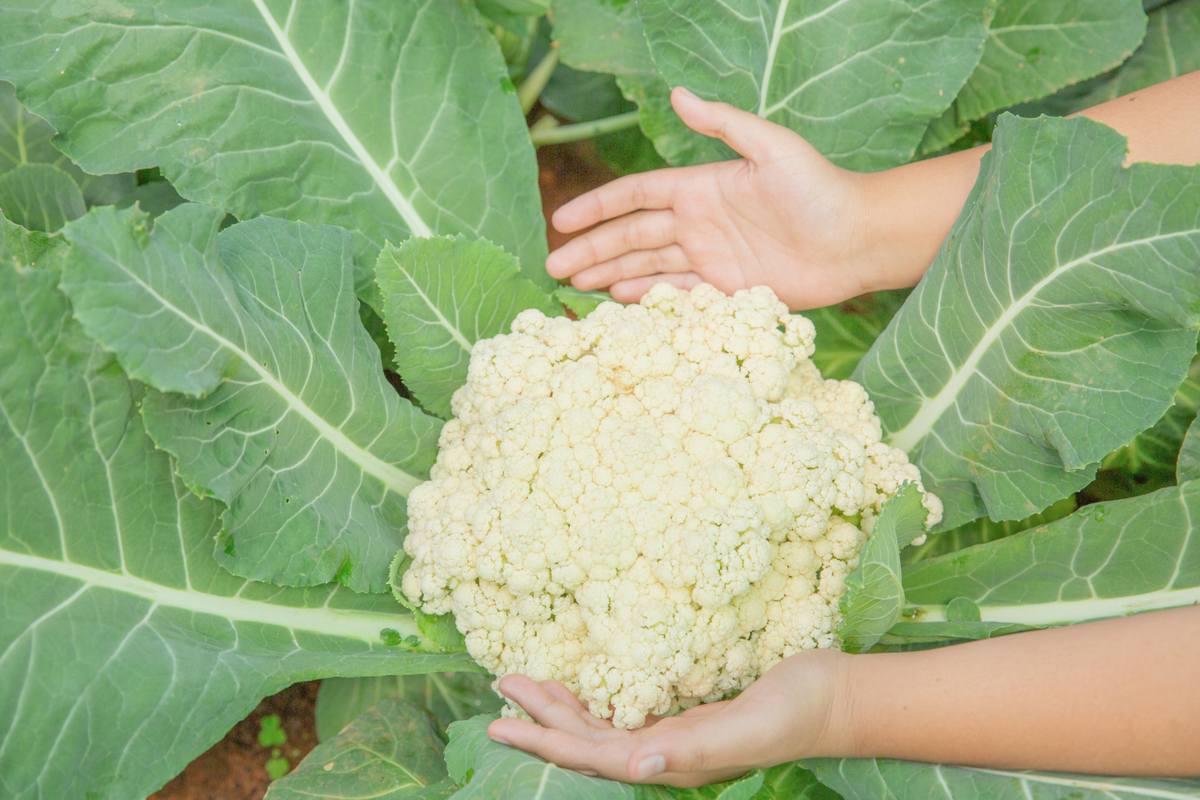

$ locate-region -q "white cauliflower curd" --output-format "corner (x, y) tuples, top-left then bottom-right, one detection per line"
(400, 283), (941, 729)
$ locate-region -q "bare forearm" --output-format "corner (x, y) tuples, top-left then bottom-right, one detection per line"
(862, 70), (1200, 291)
(826, 607), (1200, 776)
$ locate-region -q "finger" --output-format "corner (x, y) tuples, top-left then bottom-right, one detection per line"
(488, 718), (628, 777)
(540, 681), (609, 730)
(497, 675), (596, 735)
(547, 210), (676, 278)
(609, 272), (703, 303)
(551, 170), (680, 233)
(625, 712), (765, 781)
(570, 245), (690, 291)
(671, 86), (795, 162)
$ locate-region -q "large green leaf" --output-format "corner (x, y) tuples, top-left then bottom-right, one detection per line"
(445, 715), (636, 799)
(806, 291), (908, 381)
(267, 699), (458, 800)
(856, 114), (1200, 529)
(376, 236), (560, 419)
(1029, 0), (1200, 117)
(807, 758), (1200, 799)
(0, 0), (548, 287)
(59, 205), (443, 591)
(838, 484), (928, 652)
(0, 162), (85, 231)
(954, 0), (1147, 123)
(0, 235), (469, 800)
(902, 481), (1200, 628)
(0, 81), (134, 207)
(634, 0), (990, 170)
(316, 673), (501, 740)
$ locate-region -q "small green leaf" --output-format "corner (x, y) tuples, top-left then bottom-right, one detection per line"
(838, 484), (928, 653)
(556, 284), (614, 318)
(258, 714), (288, 748)
(265, 755), (291, 781)
(376, 236), (560, 419)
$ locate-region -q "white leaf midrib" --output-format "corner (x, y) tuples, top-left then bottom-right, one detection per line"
(913, 584), (1200, 626)
(888, 229), (1200, 452)
(0, 546), (416, 642)
(968, 767), (1200, 799)
(248, 0), (434, 238)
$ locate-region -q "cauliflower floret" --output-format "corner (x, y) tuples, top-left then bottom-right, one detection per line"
(401, 282), (940, 729)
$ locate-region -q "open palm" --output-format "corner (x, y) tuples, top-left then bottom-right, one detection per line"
(487, 649), (845, 787)
(547, 88), (877, 310)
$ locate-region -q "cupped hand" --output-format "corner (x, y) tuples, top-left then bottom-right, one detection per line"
(487, 649), (849, 788)
(545, 88), (882, 311)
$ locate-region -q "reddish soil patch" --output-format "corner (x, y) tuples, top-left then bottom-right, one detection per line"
(156, 141), (613, 799)
(538, 140), (615, 252)
(151, 681), (320, 799)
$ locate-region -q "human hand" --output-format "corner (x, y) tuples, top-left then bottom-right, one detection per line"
(546, 89), (896, 310)
(487, 648), (851, 788)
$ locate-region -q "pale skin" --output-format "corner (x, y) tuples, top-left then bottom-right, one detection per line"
(491, 71), (1200, 786)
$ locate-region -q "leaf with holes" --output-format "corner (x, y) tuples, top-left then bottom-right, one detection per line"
(376, 236), (560, 419)
(0, 0), (547, 290)
(0, 239), (469, 800)
(855, 114), (1200, 529)
(59, 204), (443, 591)
(634, 0), (990, 169)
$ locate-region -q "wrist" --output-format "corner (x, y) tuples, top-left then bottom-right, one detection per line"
(809, 649), (861, 758)
(856, 146), (986, 293)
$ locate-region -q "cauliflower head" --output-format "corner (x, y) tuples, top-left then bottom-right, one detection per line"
(401, 283), (941, 729)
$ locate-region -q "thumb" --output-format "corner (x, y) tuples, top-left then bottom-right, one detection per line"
(671, 86), (794, 162)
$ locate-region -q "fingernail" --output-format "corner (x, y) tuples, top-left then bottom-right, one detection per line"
(635, 754), (666, 779)
(674, 87), (697, 101)
(489, 731), (511, 746)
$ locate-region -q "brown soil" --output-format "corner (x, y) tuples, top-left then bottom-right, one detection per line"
(538, 140), (616, 251)
(151, 681), (320, 799)
(156, 140), (613, 800)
